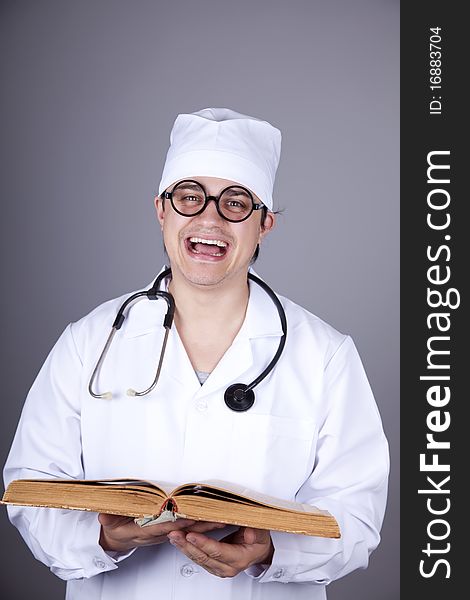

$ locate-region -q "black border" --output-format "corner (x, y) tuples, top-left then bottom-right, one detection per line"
(401, 3), (465, 597)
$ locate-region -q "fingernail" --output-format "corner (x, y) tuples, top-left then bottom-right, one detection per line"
(168, 536), (180, 546)
(186, 535), (196, 544)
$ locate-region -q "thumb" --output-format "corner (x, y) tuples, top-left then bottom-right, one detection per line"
(243, 527), (270, 545)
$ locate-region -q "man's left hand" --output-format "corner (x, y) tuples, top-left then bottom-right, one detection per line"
(167, 526), (274, 578)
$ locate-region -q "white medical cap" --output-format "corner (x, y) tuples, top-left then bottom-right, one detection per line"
(158, 108), (282, 210)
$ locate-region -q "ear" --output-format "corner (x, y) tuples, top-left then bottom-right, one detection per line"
(155, 195), (165, 228)
(258, 211), (276, 244)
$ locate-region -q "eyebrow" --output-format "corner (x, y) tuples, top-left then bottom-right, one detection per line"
(176, 183), (203, 190)
(176, 182), (251, 197)
(223, 187), (251, 196)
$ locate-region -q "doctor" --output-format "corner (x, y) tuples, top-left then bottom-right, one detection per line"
(4, 108), (389, 600)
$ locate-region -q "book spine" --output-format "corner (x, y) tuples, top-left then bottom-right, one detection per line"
(161, 497), (177, 515)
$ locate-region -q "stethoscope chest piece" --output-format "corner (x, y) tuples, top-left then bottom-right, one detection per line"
(224, 384), (255, 412)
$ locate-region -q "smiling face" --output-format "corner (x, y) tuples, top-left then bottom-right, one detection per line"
(155, 176), (275, 290)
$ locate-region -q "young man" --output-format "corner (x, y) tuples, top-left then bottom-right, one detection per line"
(4, 108), (389, 599)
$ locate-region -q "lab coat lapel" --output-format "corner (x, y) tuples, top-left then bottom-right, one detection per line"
(165, 325), (205, 390)
(196, 334), (253, 398)
(120, 285), (199, 392)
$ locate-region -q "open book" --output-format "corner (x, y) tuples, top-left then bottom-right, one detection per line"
(2, 478), (340, 538)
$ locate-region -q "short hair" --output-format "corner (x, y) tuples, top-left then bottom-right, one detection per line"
(250, 206), (268, 264)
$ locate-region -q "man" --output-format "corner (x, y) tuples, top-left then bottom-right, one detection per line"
(4, 108), (389, 599)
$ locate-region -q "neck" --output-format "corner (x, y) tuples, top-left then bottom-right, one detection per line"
(168, 269), (250, 328)
(166, 268), (250, 372)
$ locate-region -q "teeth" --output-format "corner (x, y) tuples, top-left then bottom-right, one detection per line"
(189, 237), (228, 247)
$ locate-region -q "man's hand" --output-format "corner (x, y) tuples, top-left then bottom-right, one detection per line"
(98, 514), (226, 553)
(167, 526), (274, 578)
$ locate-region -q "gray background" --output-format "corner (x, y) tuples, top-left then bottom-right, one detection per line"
(0, 1), (399, 598)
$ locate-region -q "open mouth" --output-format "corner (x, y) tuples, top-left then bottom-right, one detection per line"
(186, 236), (229, 258)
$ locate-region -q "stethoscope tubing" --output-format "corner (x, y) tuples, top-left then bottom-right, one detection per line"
(88, 269), (286, 411)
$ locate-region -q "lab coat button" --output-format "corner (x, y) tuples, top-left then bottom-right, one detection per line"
(196, 400), (208, 411)
(93, 558), (107, 570)
(180, 563), (196, 577)
(273, 569), (284, 579)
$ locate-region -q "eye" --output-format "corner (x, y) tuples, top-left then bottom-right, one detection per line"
(220, 188), (251, 213)
(174, 190), (205, 204)
(221, 197), (250, 213)
(182, 194), (202, 203)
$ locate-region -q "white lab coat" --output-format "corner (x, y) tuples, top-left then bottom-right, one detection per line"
(3, 270), (389, 600)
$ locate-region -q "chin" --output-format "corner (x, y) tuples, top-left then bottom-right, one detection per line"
(174, 261), (228, 287)
(184, 270), (228, 288)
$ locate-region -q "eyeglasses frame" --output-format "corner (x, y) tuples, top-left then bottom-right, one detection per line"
(162, 179), (264, 223)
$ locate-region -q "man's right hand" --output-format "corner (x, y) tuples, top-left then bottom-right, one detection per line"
(98, 513), (226, 553)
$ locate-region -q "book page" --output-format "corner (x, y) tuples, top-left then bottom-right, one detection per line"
(8, 477), (175, 498)
(6, 478), (330, 517)
(174, 479), (330, 516)
(94, 479), (177, 497)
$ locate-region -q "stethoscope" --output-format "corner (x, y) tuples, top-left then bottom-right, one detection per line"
(88, 268), (287, 412)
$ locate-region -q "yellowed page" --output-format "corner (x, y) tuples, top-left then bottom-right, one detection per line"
(173, 479), (331, 516)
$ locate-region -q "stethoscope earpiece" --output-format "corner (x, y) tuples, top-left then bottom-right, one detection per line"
(224, 384), (255, 412)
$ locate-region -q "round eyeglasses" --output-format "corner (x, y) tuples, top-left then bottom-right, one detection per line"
(163, 180), (264, 223)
